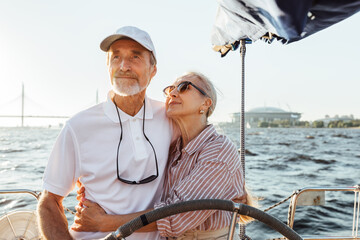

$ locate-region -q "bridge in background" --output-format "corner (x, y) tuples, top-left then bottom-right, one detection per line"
(0, 84), (98, 127)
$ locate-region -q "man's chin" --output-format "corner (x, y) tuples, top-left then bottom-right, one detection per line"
(112, 86), (144, 96)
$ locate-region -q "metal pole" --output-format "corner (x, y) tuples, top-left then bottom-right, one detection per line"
(228, 208), (239, 240)
(239, 39), (247, 240)
(96, 89), (99, 104)
(0, 189), (41, 200)
(21, 83), (24, 127)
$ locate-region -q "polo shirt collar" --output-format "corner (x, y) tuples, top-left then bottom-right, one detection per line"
(103, 91), (154, 123)
(182, 124), (217, 155)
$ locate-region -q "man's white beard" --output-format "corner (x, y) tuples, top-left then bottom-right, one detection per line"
(112, 78), (146, 96)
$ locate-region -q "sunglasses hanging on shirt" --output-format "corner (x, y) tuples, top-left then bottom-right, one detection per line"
(113, 99), (159, 185)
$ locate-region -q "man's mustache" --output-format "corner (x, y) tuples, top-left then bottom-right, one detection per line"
(113, 71), (138, 79)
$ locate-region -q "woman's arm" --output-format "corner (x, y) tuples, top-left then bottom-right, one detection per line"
(72, 186), (157, 232)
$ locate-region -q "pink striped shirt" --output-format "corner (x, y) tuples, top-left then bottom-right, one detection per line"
(154, 124), (245, 237)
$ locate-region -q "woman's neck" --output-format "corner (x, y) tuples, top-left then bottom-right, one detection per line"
(174, 116), (208, 148)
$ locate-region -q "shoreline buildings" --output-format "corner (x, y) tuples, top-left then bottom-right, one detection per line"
(230, 107), (302, 128)
(314, 115), (355, 127)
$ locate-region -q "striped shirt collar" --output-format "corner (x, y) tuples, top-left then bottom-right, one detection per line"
(179, 124), (217, 155)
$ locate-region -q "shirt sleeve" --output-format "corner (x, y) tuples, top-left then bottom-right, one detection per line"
(155, 140), (244, 237)
(42, 123), (80, 197)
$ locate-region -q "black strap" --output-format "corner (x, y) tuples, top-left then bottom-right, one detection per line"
(140, 214), (149, 226)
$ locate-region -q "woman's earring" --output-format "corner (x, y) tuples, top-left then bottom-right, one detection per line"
(200, 110), (204, 114)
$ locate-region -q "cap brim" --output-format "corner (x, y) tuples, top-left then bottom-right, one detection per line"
(100, 34), (129, 52)
(100, 32), (157, 64)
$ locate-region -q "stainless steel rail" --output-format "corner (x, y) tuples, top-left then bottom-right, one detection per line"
(286, 186), (360, 240)
(0, 189), (41, 200)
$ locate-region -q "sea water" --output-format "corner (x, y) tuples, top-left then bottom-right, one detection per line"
(0, 125), (359, 239)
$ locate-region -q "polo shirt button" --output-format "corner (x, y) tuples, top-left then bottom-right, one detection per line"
(132, 119), (136, 122)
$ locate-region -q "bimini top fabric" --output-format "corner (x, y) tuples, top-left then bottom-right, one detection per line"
(212, 0), (360, 56)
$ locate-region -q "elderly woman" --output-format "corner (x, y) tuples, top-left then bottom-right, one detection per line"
(73, 72), (251, 239)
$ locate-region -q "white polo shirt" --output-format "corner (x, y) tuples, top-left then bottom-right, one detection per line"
(43, 93), (172, 240)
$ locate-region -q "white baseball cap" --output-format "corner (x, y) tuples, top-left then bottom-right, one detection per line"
(100, 26), (157, 63)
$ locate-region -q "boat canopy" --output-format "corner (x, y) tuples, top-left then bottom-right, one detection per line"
(212, 0), (360, 56)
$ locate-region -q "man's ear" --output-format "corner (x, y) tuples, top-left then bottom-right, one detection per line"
(109, 68), (114, 85)
(150, 65), (157, 82)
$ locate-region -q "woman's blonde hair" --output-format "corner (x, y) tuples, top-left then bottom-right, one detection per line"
(180, 72), (217, 118)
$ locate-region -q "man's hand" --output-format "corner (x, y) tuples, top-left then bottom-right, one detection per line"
(76, 180), (85, 207)
(74, 180), (108, 232)
(73, 180), (108, 232)
(72, 199), (108, 232)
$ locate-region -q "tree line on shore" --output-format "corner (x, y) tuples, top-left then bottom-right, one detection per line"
(257, 119), (360, 128)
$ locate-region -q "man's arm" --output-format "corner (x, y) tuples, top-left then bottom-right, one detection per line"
(37, 190), (73, 240)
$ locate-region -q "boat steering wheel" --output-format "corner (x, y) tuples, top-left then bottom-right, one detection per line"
(103, 199), (303, 240)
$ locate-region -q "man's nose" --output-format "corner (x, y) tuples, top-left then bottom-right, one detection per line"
(119, 59), (131, 71)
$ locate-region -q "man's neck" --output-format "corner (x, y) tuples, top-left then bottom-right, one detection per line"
(112, 91), (146, 117)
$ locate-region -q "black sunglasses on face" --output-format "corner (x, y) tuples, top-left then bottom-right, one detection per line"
(163, 81), (208, 97)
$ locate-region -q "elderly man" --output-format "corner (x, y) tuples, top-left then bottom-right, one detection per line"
(37, 26), (173, 240)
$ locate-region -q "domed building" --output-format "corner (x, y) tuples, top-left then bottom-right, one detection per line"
(230, 107), (301, 128)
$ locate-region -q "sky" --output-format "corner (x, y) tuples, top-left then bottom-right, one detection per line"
(0, 0), (359, 127)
